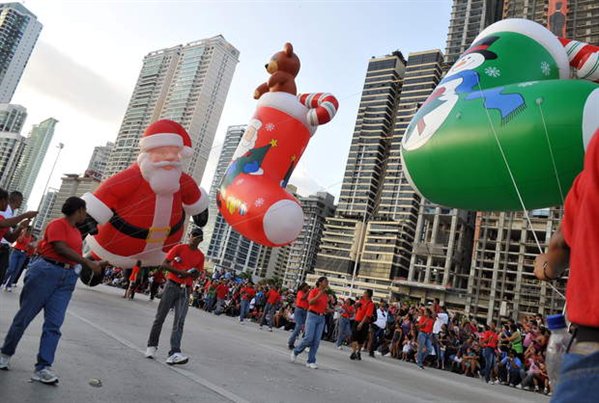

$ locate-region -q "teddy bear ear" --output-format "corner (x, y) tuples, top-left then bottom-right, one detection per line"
(283, 42), (294, 57)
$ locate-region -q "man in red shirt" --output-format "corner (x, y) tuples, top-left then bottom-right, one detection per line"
(259, 285), (281, 331)
(480, 322), (499, 383)
(146, 227), (204, 365)
(350, 289), (375, 361)
(149, 268), (165, 301)
(336, 298), (355, 350)
(291, 277), (329, 368)
(288, 282), (310, 349)
(416, 308), (435, 369)
(239, 281), (256, 323)
(534, 129), (599, 399)
(214, 279), (229, 315)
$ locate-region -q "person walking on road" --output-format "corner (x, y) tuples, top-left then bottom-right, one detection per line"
(0, 197), (104, 384)
(259, 285), (281, 332)
(145, 227), (204, 365)
(290, 277), (329, 369)
(350, 289), (375, 361)
(288, 282), (310, 349)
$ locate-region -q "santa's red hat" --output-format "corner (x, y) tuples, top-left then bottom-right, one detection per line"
(139, 120), (193, 158)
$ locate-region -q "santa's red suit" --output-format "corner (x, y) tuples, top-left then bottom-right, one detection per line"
(82, 120), (208, 268)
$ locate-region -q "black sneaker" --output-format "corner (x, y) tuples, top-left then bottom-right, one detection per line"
(369, 351), (375, 358)
(288, 344), (294, 351)
(357, 352), (362, 360)
(350, 352), (357, 360)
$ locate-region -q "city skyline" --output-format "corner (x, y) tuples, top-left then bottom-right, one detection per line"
(10, 0), (452, 210)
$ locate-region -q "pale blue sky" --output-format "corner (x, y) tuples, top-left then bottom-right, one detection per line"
(14, 0), (452, 208)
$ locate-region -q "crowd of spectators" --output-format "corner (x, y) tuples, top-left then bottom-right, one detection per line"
(103, 268), (552, 396)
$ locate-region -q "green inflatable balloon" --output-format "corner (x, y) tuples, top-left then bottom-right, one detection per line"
(401, 19), (599, 211)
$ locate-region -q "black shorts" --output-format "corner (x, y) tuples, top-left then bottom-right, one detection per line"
(352, 321), (369, 345)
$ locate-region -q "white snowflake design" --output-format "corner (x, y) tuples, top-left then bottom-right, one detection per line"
(541, 61), (551, 76)
(265, 123), (275, 132)
(484, 66), (501, 78)
(254, 198), (265, 207)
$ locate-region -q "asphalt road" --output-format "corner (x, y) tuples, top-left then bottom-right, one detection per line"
(0, 284), (550, 403)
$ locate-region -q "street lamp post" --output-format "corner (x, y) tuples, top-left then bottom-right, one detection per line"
(34, 143), (64, 227)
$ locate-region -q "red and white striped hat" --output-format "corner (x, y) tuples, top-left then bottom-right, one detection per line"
(139, 120), (193, 158)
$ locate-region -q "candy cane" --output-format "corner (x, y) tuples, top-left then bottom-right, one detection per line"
(559, 37), (599, 83)
(298, 93), (339, 126)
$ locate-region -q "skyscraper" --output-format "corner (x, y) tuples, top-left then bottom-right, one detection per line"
(313, 52), (406, 299)
(0, 3), (42, 103)
(283, 191), (336, 289)
(10, 118), (58, 205)
(0, 103), (27, 188)
(105, 35), (239, 185)
(445, 0), (502, 63)
(85, 141), (114, 181)
(47, 174), (100, 223)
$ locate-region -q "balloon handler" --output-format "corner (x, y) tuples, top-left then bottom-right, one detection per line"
(217, 43), (338, 247)
(77, 120), (209, 286)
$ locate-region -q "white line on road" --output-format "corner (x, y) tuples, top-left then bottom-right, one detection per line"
(68, 310), (251, 403)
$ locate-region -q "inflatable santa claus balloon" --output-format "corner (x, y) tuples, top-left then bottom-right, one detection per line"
(217, 43), (338, 247)
(401, 19), (599, 212)
(79, 120), (209, 283)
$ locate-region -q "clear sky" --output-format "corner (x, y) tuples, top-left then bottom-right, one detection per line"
(13, 0), (453, 209)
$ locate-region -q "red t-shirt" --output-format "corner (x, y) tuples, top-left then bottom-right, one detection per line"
(241, 286), (256, 301)
(418, 316), (434, 334)
(130, 265), (140, 282)
(307, 288), (328, 314)
(295, 290), (309, 310)
(152, 270), (165, 283)
(216, 284), (228, 299)
(341, 304), (355, 319)
(37, 218), (83, 265)
(562, 130), (599, 327)
(266, 289), (280, 305)
(482, 330), (499, 348)
(0, 216), (10, 241)
(165, 244), (204, 287)
(354, 298), (375, 322)
(14, 234), (32, 252)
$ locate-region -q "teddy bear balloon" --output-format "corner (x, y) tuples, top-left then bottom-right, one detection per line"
(217, 43), (338, 247)
(401, 19), (599, 212)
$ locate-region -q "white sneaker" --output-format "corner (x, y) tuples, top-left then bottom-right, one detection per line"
(145, 346), (157, 359)
(337, 346), (343, 350)
(516, 384), (523, 389)
(290, 351), (297, 362)
(268, 328), (273, 332)
(32, 367), (59, 384)
(0, 353), (10, 370)
(306, 362), (318, 369)
(166, 353), (189, 365)
(4, 286), (11, 292)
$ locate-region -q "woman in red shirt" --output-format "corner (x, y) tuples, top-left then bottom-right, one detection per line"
(0, 197), (105, 383)
(350, 289), (375, 360)
(288, 282), (310, 350)
(2, 226), (34, 291)
(290, 277), (329, 369)
(125, 260), (142, 300)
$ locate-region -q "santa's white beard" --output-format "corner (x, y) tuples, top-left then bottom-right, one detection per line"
(138, 153), (182, 195)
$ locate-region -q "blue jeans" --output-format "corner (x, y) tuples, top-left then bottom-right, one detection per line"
(336, 317), (352, 347)
(482, 347), (496, 382)
(260, 303), (276, 329)
(239, 299), (250, 321)
(416, 332), (433, 367)
(552, 351), (599, 402)
(2, 249), (27, 286)
(1, 258), (79, 371)
(288, 308), (307, 347)
(294, 312), (325, 364)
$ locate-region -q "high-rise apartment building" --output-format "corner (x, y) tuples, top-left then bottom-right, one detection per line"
(0, 131), (26, 189)
(0, 3), (42, 103)
(283, 191), (336, 289)
(33, 188), (57, 234)
(445, 0), (503, 63)
(105, 35), (239, 185)
(47, 174), (100, 223)
(313, 52), (406, 299)
(10, 118), (58, 205)
(85, 141), (114, 181)
(0, 103), (26, 133)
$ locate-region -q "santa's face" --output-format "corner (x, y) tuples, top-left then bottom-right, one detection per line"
(138, 146), (183, 195)
(447, 53), (485, 76)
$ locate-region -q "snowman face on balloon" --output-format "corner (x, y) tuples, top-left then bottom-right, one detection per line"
(447, 53), (486, 77)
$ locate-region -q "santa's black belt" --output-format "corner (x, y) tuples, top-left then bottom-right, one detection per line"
(109, 212), (185, 242)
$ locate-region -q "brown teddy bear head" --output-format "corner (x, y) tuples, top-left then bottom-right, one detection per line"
(265, 42), (300, 77)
